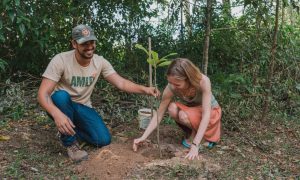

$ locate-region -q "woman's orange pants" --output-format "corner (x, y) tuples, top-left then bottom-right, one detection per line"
(175, 102), (222, 142)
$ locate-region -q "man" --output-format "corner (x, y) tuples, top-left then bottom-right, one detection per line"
(37, 24), (159, 162)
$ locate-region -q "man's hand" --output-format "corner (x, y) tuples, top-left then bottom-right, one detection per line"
(133, 137), (145, 152)
(185, 145), (200, 160)
(145, 87), (161, 98)
(53, 112), (76, 136)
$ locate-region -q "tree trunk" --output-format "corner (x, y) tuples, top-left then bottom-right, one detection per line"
(180, 1), (184, 42)
(281, 2), (285, 26)
(253, 10), (262, 86)
(261, 0), (280, 121)
(202, 0), (212, 75)
(183, 0), (192, 37)
(289, 4), (294, 25)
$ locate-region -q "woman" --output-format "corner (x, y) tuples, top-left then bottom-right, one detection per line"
(133, 58), (222, 160)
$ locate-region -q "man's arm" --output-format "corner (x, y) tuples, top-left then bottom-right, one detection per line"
(37, 78), (75, 135)
(105, 73), (159, 97)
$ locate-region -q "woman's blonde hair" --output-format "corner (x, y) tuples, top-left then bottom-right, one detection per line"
(166, 58), (202, 89)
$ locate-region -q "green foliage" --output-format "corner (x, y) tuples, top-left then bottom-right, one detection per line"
(0, 0), (299, 123)
(0, 0), (159, 76)
(0, 58), (8, 72)
(135, 44), (177, 68)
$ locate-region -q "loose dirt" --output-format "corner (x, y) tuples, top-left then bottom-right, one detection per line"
(75, 123), (222, 179)
(0, 118), (299, 179)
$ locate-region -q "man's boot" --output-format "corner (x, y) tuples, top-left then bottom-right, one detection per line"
(67, 141), (88, 162)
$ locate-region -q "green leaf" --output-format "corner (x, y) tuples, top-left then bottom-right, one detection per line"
(0, 19), (2, 29)
(230, 93), (242, 99)
(18, 24), (25, 36)
(244, 0), (251, 7)
(0, 58), (8, 72)
(147, 58), (155, 66)
(160, 53), (177, 60)
(2, 0), (10, 7)
(8, 10), (15, 22)
(135, 44), (148, 55)
(21, 16), (31, 22)
(37, 40), (44, 50)
(15, 0), (20, 6)
(0, 33), (5, 42)
(158, 61), (171, 67)
(296, 84), (300, 91)
(151, 51), (159, 62)
(18, 40), (23, 47)
(17, 17), (22, 23)
(283, 0), (289, 7)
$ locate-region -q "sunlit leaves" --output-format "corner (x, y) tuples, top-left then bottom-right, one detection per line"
(135, 44), (149, 55)
(296, 84), (300, 91)
(15, 0), (20, 6)
(135, 43), (177, 68)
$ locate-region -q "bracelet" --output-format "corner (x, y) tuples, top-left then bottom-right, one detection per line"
(192, 142), (198, 147)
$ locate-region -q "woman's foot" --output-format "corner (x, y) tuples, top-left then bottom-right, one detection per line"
(181, 130), (196, 149)
(181, 139), (191, 148)
(203, 141), (217, 149)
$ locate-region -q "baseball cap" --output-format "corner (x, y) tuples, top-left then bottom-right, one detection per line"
(72, 24), (98, 44)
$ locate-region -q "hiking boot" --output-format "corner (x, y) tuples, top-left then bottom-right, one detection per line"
(67, 141), (88, 162)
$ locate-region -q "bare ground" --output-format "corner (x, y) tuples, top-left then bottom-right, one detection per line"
(0, 111), (299, 179)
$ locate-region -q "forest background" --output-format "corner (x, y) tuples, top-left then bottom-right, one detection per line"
(0, 0), (299, 179)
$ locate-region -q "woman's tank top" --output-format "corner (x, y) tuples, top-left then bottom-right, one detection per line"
(168, 83), (219, 108)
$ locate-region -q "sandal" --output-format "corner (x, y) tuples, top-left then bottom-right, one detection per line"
(181, 139), (191, 149)
(207, 142), (217, 149)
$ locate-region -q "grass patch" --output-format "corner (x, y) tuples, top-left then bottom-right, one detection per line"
(4, 147), (76, 179)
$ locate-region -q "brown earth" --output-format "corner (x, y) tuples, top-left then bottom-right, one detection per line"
(76, 124), (222, 179)
(0, 114), (299, 179)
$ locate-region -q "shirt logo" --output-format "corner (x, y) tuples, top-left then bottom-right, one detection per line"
(71, 76), (94, 87)
(91, 71), (97, 78)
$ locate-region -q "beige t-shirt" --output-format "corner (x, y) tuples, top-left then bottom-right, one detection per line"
(42, 50), (115, 107)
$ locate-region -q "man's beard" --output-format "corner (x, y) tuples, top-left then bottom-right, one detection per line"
(78, 49), (95, 59)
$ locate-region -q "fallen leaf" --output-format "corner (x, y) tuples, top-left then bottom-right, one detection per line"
(0, 135), (10, 141)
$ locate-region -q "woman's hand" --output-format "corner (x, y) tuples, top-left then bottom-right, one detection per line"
(133, 137), (145, 152)
(185, 145), (200, 160)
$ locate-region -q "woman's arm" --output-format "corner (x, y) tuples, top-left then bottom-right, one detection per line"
(133, 86), (174, 151)
(185, 75), (212, 160)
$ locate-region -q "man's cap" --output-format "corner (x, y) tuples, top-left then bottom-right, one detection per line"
(72, 24), (98, 44)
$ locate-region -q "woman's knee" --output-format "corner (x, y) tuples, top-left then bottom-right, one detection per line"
(178, 110), (189, 123)
(168, 103), (178, 118)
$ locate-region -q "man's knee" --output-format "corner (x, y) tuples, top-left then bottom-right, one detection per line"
(91, 132), (111, 147)
(168, 103), (178, 118)
(51, 90), (71, 105)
